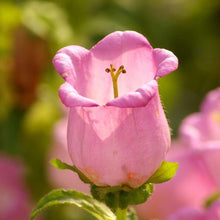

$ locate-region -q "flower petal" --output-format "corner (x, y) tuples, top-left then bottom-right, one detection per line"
(52, 46), (90, 96)
(106, 80), (158, 108)
(167, 207), (205, 220)
(153, 48), (178, 77)
(201, 87), (220, 113)
(179, 113), (205, 145)
(199, 146), (220, 189)
(59, 82), (99, 107)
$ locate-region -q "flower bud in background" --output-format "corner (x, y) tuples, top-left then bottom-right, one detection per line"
(53, 31), (178, 188)
(0, 154), (31, 220)
(48, 117), (90, 194)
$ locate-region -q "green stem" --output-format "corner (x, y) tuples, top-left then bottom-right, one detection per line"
(116, 208), (127, 220)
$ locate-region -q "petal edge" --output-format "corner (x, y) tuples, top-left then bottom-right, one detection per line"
(153, 48), (178, 77)
(59, 82), (99, 107)
(106, 80), (158, 108)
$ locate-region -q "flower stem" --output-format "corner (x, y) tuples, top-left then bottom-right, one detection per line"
(116, 208), (127, 220)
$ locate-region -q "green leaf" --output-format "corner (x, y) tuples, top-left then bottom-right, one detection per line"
(147, 161), (178, 184)
(50, 158), (92, 184)
(31, 189), (116, 220)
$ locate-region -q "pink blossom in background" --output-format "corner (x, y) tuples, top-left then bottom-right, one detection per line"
(167, 207), (205, 220)
(167, 199), (220, 220)
(135, 144), (218, 220)
(180, 87), (220, 187)
(48, 118), (90, 194)
(0, 154), (31, 220)
(53, 31), (178, 187)
(180, 87), (220, 147)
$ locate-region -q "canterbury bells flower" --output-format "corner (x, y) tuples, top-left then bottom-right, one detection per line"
(53, 31), (178, 187)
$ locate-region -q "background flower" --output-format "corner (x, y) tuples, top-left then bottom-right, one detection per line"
(180, 87), (220, 187)
(0, 154), (31, 220)
(167, 199), (220, 220)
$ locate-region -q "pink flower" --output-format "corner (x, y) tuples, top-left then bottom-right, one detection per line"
(167, 199), (220, 220)
(135, 144), (217, 220)
(48, 118), (90, 193)
(53, 31), (178, 187)
(179, 88), (220, 188)
(180, 87), (220, 147)
(0, 154), (31, 220)
(167, 207), (205, 220)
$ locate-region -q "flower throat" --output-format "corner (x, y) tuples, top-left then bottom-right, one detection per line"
(105, 64), (126, 98)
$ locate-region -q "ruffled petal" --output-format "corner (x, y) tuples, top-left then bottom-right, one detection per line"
(153, 48), (178, 77)
(59, 82), (99, 107)
(53, 32), (178, 106)
(106, 80), (158, 108)
(52, 46), (90, 96)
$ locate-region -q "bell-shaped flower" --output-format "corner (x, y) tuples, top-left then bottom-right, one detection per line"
(53, 31), (178, 187)
(179, 87), (220, 188)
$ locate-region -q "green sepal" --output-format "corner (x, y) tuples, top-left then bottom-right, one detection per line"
(147, 161), (178, 184)
(118, 183), (154, 208)
(50, 158), (92, 184)
(91, 183), (154, 210)
(30, 189), (116, 220)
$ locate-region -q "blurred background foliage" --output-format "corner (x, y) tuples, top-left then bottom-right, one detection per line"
(0, 0), (219, 219)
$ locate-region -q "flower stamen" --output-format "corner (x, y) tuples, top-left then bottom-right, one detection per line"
(105, 64), (126, 98)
